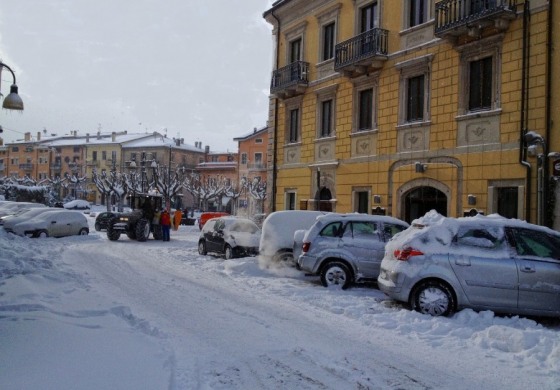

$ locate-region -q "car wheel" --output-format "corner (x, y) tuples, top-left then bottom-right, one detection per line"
(135, 218), (150, 242)
(320, 261), (352, 290)
(198, 240), (207, 255)
(78, 228), (89, 236)
(94, 222), (101, 231)
(35, 230), (49, 238)
(273, 251), (294, 264)
(411, 280), (456, 317)
(224, 245), (234, 260)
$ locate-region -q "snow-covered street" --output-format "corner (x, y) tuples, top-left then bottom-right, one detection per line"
(1, 214), (559, 389)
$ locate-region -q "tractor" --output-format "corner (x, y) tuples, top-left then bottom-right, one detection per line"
(107, 193), (164, 241)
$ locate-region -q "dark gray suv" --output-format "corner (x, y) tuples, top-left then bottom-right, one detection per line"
(297, 214), (409, 289)
(378, 211), (560, 317)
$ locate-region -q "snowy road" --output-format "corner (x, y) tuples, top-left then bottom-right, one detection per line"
(1, 222), (559, 389)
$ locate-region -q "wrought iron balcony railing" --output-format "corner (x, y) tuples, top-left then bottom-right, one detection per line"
(334, 28), (388, 72)
(435, 0), (518, 37)
(270, 60), (309, 97)
(19, 163), (33, 170)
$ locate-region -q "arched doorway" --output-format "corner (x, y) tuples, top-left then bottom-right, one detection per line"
(404, 186), (447, 223)
(314, 186), (333, 211)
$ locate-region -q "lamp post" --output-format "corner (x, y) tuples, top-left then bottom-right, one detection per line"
(0, 62), (24, 111)
(524, 131), (547, 226)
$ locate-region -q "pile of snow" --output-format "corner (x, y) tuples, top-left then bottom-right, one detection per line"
(0, 208), (559, 389)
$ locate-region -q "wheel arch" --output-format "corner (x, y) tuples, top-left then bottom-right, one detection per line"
(408, 277), (459, 309)
(318, 257), (355, 280)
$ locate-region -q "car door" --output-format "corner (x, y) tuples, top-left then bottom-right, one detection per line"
(47, 212), (66, 237)
(203, 220), (219, 251)
(449, 227), (518, 308)
(344, 221), (385, 279)
(508, 227), (560, 314)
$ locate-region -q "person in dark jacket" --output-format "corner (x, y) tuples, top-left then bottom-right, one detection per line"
(160, 209), (171, 241)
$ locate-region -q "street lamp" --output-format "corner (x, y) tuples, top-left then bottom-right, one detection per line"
(0, 62), (24, 110)
(524, 131), (547, 226)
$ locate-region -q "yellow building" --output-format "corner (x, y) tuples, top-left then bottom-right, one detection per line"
(264, 0), (558, 227)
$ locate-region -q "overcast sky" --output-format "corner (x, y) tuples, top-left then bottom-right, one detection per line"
(0, 0), (274, 152)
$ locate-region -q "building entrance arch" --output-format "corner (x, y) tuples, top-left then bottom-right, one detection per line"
(402, 185), (448, 223)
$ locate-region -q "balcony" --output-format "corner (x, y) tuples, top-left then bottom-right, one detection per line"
(435, 0), (518, 41)
(86, 160), (100, 167)
(334, 28), (388, 78)
(19, 163), (33, 171)
(51, 163), (62, 172)
(270, 60), (309, 99)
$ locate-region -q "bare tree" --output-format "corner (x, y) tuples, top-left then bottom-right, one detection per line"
(183, 172), (227, 211)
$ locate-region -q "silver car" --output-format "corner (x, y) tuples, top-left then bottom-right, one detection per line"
(378, 211), (560, 318)
(10, 210), (89, 238)
(297, 214), (409, 289)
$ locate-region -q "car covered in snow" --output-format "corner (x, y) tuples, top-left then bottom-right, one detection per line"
(63, 199), (91, 210)
(297, 213), (409, 289)
(198, 216), (261, 259)
(2, 207), (58, 232)
(0, 202), (46, 220)
(259, 210), (328, 264)
(377, 210), (560, 318)
(9, 209), (89, 238)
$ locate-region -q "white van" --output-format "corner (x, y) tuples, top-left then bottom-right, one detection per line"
(258, 210), (327, 264)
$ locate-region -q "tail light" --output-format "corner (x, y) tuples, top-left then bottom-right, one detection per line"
(302, 242), (311, 253)
(394, 247), (424, 261)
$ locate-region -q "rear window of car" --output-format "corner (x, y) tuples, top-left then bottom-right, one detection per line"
(343, 221), (378, 238)
(230, 221), (258, 233)
(383, 223), (407, 239)
(455, 227), (503, 249)
(320, 222), (342, 237)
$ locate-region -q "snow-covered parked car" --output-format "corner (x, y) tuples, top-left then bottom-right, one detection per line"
(297, 213), (409, 289)
(0, 202), (47, 222)
(2, 207), (58, 232)
(63, 199), (91, 210)
(198, 217), (261, 259)
(259, 210), (328, 264)
(9, 210), (89, 238)
(378, 210), (560, 318)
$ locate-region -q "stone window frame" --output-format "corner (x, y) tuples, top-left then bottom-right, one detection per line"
(352, 186), (372, 214)
(285, 189), (297, 210)
(284, 95), (304, 145)
(283, 20), (308, 64)
(456, 35), (503, 117)
(241, 153), (248, 165)
(396, 54), (433, 127)
(487, 180), (525, 219)
(315, 84), (338, 139)
(402, 0), (433, 30)
(353, 0), (382, 34)
(315, 3), (342, 64)
(352, 75), (379, 134)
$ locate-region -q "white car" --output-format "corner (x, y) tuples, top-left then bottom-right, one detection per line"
(0, 202), (46, 220)
(3, 208), (58, 232)
(63, 199), (91, 210)
(10, 210), (89, 238)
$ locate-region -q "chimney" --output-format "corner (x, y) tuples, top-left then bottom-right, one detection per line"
(205, 145), (210, 154)
(37, 132), (41, 141)
(254, 127), (257, 133)
(112, 132), (116, 142)
(86, 133), (90, 143)
(181, 138), (184, 144)
(97, 131), (101, 140)
(25, 132), (31, 141)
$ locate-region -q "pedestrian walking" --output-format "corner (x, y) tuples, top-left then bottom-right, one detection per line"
(173, 208), (183, 231)
(160, 209), (171, 241)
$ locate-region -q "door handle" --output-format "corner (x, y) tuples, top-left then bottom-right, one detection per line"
(521, 265), (535, 273)
(455, 257), (471, 266)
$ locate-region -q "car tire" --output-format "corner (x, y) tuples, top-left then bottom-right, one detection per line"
(35, 229), (49, 238)
(135, 218), (150, 242)
(94, 222), (101, 232)
(320, 261), (352, 290)
(78, 228), (89, 236)
(224, 245), (234, 260)
(272, 251), (294, 264)
(107, 222), (121, 241)
(411, 280), (456, 317)
(198, 240), (207, 255)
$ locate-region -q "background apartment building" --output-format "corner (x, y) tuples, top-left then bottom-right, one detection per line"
(264, 0), (559, 228)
